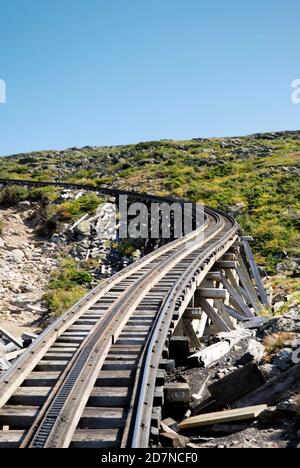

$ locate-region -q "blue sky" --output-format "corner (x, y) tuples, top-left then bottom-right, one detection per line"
(0, 0), (300, 156)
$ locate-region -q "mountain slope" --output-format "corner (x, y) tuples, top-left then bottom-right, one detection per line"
(0, 130), (299, 276)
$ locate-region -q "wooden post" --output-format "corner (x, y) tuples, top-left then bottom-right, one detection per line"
(242, 239), (270, 309)
(218, 273), (254, 319)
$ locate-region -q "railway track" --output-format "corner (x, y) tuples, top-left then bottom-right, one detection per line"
(0, 179), (241, 448)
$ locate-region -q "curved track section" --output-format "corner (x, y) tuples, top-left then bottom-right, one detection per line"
(0, 179), (239, 448)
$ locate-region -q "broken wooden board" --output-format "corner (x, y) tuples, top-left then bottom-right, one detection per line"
(0, 328), (23, 349)
(208, 363), (267, 407)
(179, 405), (268, 430)
(188, 329), (251, 368)
(237, 339), (265, 366)
(232, 363), (300, 409)
(242, 317), (269, 330)
(160, 432), (188, 448)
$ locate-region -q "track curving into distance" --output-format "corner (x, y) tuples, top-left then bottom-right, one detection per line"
(0, 179), (239, 448)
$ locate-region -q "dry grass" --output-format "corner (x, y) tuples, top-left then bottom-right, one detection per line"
(263, 332), (296, 361)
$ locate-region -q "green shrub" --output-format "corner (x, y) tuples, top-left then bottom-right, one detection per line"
(0, 186), (29, 207)
(44, 286), (87, 317)
(28, 187), (59, 205)
(44, 257), (92, 316)
(57, 193), (103, 219)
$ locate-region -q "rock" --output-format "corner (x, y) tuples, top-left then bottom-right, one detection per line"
(274, 301), (285, 313)
(9, 249), (25, 262)
(277, 258), (300, 277)
(272, 348), (293, 371)
(17, 201), (31, 212)
(258, 312), (300, 337)
(277, 399), (299, 414)
(260, 364), (282, 381)
(228, 203), (246, 216)
(74, 221), (91, 237)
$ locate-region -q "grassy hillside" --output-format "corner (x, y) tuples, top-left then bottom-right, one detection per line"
(0, 130), (299, 276)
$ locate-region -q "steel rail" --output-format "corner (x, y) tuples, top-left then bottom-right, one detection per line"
(130, 215), (238, 447)
(0, 178), (241, 448)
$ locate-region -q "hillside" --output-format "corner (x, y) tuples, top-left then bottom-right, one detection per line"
(0, 130), (299, 289)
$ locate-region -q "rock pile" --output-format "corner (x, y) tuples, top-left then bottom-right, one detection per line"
(0, 209), (59, 330)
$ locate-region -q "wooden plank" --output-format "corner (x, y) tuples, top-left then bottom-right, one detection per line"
(242, 240), (270, 308)
(71, 429), (121, 449)
(208, 363), (267, 406)
(160, 432), (188, 448)
(225, 268), (254, 309)
(225, 306), (248, 322)
(216, 261), (237, 269)
(196, 298), (232, 333)
(0, 327), (23, 349)
(219, 272), (254, 319)
(232, 363), (300, 409)
(0, 430), (25, 448)
(79, 408), (127, 429)
(213, 301), (236, 330)
(0, 405), (39, 428)
(243, 317), (268, 329)
(198, 288), (228, 300)
(179, 405), (268, 430)
(188, 329), (251, 368)
(236, 264), (262, 313)
(182, 320), (200, 348)
(5, 349), (26, 362)
(9, 387), (51, 406)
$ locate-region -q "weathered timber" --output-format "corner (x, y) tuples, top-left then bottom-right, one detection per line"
(237, 340), (265, 366)
(219, 273), (254, 318)
(232, 363), (300, 408)
(196, 298), (232, 333)
(160, 432), (188, 448)
(179, 405), (268, 430)
(164, 383), (191, 404)
(0, 327), (23, 349)
(242, 240), (270, 309)
(242, 317), (268, 330)
(198, 288), (228, 300)
(208, 363), (267, 406)
(169, 337), (190, 366)
(188, 329), (251, 368)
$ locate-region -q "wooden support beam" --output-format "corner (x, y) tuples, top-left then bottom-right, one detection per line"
(184, 308), (203, 319)
(236, 259), (262, 311)
(0, 328), (23, 349)
(242, 240), (270, 309)
(207, 272), (222, 282)
(213, 301), (236, 330)
(196, 298), (232, 333)
(216, 261), (237, 270)
(179, 405), (267, 430)
(225, 306), (248, 322)
(222, 253), (237, 261)
(183, 320), (200, 348)
(219, 273), (254, 319)
(198, 288), (228, 300)
(225, 268), (252, 306)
